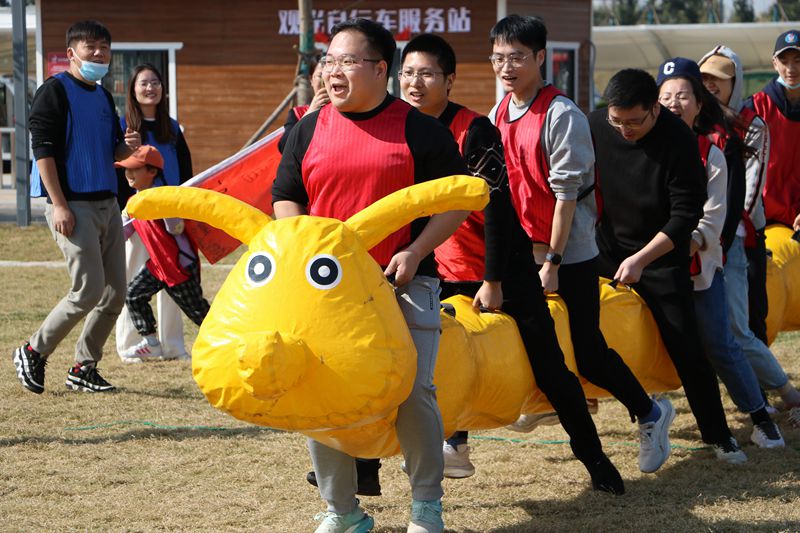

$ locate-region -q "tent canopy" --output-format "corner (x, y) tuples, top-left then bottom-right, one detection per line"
(593, 21), (798, 74)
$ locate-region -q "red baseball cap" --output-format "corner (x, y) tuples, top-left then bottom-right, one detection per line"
(114, 145), (164, 170)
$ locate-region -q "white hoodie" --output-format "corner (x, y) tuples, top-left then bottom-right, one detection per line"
(699, 45), (770, 231)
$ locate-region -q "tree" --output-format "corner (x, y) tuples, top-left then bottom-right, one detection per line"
(731, 0), (756, 22)
(655, 0), (705, 23)
(593, 0), (645, 26)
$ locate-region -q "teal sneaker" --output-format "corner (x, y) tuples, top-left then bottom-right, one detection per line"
(407, 499), (443, 533)
(313, 505), (374, 533)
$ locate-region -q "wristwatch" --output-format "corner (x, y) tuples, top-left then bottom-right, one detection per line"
(545, 251), (563, 265)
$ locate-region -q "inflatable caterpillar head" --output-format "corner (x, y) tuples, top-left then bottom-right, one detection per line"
(127, 176), (488, 431)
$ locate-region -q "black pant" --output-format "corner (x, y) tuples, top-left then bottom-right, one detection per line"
(497, 222), (604, 464)
(596, 252), (732, 444)
(746, 231), (769, 345)
(552, 258), (652, 419)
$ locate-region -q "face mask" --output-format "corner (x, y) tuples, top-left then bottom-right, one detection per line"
(777, 77), (800, 91)
(71, 49), (109, 82)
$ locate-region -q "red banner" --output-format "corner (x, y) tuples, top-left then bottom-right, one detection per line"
(183, 128), (283, 263)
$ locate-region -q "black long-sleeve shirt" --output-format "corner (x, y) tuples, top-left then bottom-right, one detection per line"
(588, 106), (706, 268)
(438, 102), (510, 282)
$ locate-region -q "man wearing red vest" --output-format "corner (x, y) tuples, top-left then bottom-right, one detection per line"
(399, 33), (510, 480)
(487, 15), (673, 494)
(273, 18), (469, 533)
(117, 146), (210, 358)
(745, 30), (800, 231)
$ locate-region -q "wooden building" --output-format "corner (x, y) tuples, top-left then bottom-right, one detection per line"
(36, 1), (592, 173)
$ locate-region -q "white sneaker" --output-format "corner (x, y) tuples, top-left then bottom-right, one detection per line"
(789, 407), (800, 429)
(443, 443), (475, 478)
(750, 421), (785, 448)
(712, 437), (748, 464)
(638, 397), (676, 473)
(121, 339), (163, 361)
(505, 412), (559, 433)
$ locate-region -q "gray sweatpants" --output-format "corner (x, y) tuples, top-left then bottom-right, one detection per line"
(30, 199), (126, 364)
(308, 275), (445, 514)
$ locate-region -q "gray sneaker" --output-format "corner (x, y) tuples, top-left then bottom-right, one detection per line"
(638, 397), (676, 473)
(505, 412), (559, 433)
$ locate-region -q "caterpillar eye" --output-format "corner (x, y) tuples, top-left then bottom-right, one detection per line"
(246, 252), (276, 286)
(306, 254), (342, 290)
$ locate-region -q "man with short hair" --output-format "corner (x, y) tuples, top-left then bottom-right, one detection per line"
(13, 20), (140, 394)
(588, 68), (746, 463)
(485, 14), (673, 492)
(273, 18), (469, 533)
(746, 30), (800, 232)
(399, 32), (509, 479)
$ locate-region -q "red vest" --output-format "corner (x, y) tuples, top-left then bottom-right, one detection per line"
(751, 91), (800, 227)
(293, 105), (310, 121)
(435, 106), (485, 282)
(132, 218), (197, 287)
(495, 85), (561, 243)
(301, 99), (415, 265)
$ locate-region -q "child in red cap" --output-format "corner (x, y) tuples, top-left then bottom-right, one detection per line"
(116, 145), (209, 360)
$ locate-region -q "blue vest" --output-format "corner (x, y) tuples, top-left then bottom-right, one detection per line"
(30, 72), (118, 197)
(121, 117), (181, 186)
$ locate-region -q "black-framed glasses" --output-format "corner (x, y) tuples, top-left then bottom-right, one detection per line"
(488, 53), (531, 68)
(606, 108), (654, 130)
(320, 54), (381, 72)
(398, 69), (445, 82)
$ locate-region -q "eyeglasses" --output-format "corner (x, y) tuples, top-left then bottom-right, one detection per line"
(398, 69), (445, 82)
(489, 53), (531, 68)
(137, 80), (162, 89)
(320, 54), (381, 72)
(606, 108), (654, 130)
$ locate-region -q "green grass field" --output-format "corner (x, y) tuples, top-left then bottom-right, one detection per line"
(1, 224), (798, 532)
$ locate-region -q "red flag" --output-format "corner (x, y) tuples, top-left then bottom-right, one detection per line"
(182, 128), (283, 263)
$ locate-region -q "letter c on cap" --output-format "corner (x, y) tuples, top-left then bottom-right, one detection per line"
(663, 62), (675, 75)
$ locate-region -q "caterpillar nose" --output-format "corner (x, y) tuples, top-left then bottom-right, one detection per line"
(238, 331), (311, 400)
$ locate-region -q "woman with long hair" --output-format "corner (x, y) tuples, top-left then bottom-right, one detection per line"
(657, 58), (784, 449)
(116, 63), (194, 362)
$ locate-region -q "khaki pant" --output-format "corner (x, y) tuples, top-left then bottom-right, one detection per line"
(30, 199), (126, 364)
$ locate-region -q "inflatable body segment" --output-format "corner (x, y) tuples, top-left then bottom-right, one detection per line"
(128, 184), (800, 458)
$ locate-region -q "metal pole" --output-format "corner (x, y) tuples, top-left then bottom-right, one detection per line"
(12, 0), (30, 226)
(296, 0), (313, 105)
(241, 87), (298, 149)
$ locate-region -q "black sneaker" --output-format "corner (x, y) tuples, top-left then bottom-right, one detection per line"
(65, 363), (115, 392)
(12, 342), (47, 394)
(586, 455), (625, 495)
(306, 458), (382, 496)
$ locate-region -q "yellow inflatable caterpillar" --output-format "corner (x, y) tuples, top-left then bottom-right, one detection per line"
(127, 180), (795, 458)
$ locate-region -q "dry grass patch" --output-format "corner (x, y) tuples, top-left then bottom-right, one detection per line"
(1, 223), (799, 532)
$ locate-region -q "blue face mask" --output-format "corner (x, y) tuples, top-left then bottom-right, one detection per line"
(777, 77), (800, 91)
(71, 50), (109, 82)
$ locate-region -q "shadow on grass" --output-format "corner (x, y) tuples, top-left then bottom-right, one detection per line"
(479, 447), (800, 533)
(0, 424), (281, 448)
